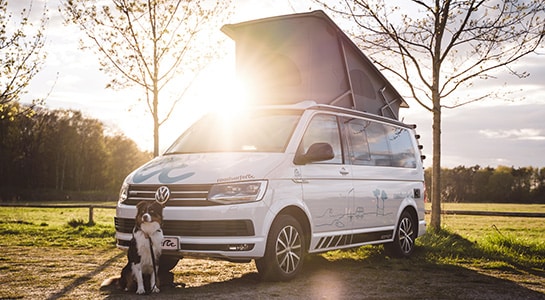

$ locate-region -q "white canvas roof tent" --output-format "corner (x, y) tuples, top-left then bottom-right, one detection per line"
(221, 10), (408, 120)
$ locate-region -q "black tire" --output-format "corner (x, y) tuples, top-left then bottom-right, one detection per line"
(158, 256), (180, 271)
(158, 256), (179, 287)
(255, 214), (306, 281)
(385, 210), (417, 257)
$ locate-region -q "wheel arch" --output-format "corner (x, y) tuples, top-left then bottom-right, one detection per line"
(399, 204), (419, 236)
(275, 205), (311, 252)
(395, 195), (420, 234)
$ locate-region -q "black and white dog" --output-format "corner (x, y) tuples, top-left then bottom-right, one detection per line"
(119, 201), (164, 294)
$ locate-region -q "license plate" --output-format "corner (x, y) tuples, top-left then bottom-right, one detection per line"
(161, 237), (179, 250)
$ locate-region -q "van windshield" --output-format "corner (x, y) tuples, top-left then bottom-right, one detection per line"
(164, 110), (301, 154)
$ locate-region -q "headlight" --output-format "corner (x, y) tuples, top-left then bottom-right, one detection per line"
(208, 181), (268, 204)
(118, 182), (129, 204)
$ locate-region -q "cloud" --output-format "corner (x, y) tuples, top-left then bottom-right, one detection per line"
(479, 128), (545, 141)
(402, 102), (545, 168)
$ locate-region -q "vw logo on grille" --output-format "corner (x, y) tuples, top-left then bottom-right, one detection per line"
(155, 186), (170, 204)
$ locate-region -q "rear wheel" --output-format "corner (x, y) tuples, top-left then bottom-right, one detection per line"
(385, 210), (417, 257)
(255, 214), (305, 281)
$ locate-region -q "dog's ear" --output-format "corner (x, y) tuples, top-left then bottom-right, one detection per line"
(136, 201), (147, 211)
(152, 201), (165, 212)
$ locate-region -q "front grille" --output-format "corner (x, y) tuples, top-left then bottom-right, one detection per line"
(124, 184), (214, 206)
(115, 217), (255, 237)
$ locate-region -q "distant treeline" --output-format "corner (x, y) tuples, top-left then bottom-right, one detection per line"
(0, 103), (152, 202)
(2, 103), (544, 204)
(425, 165), (545, 204)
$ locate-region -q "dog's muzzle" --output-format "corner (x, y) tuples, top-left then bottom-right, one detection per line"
(142, 213), (152, 223)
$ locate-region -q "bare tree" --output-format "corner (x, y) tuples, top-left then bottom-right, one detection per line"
(61, 0), (233, 156)
(0, 0), (48, 120)
(315, 0), (545, 229)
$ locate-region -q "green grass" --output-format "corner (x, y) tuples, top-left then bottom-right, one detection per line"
(0, 202), (543, 299)
(435, 202), (545, 213)
(323, 203), (545, 274)
(0, 206), (115, 227)
(418, 226), (545, 275)
(424, 204), (544, 272)
(0, 202), (543, 271)
(0, 206), (116, 249)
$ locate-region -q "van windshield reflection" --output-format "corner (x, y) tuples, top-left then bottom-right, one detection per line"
(164, 110), (301, 154)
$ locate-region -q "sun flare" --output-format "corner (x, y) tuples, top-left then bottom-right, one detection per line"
(207, 76), (250, 114)
(159, 60), (253, 151)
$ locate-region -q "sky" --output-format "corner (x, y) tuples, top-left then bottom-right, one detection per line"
(11, 0), (545, 169)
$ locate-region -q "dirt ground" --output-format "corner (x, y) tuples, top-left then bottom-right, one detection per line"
(1, 246), (544, 300)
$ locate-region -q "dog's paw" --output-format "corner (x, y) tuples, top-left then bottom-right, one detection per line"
(152, 286), (160, 293)
(136, 287), (146, 295)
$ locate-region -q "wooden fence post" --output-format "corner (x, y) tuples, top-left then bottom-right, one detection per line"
(88, 206), (94, 224)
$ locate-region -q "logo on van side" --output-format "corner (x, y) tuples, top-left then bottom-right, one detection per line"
(217, 174), (255, 183)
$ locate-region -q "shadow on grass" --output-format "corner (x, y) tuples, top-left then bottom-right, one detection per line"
(101, 230), (544, 299)
(103, 256), (545, 300)
(418, 228), (545, 278)
(47, 251), (124, 300)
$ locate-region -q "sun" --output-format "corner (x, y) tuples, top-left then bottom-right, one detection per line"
(206, 74), (250, 115)
(188, 55), (251, 113)
(158, 58), (252, 151)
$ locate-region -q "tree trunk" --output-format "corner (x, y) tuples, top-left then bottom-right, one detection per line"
(152, 25), (160, 158)
(60, 154), (66, 191)
(429, 1), (446, 231)
(430, 102), (442, 230)
(430, 42), (442, 229)
(153, 93), (159, 157)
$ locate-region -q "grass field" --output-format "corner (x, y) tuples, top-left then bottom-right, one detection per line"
(426, 202), (545, 241)
(437, 202), (545, 212)
(0, 202), (543, 299)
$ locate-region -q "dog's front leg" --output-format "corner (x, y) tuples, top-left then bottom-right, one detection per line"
(132, 264), (146, 294)
(150, 267), (160, 293)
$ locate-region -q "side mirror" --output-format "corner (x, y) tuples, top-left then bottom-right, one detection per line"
(294, 142), (334, 165)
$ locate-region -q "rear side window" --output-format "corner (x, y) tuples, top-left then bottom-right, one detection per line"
(345, 118), (371, 164)
(344, 117), (417, 168)
(365, 122), (392, 166)
(386, 126), (417, 168)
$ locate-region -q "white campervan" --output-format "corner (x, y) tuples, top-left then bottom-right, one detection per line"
(115, 101), (426, 281)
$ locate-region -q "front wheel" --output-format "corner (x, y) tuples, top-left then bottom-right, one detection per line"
(255, 214), (306, 281)
(385, 210), (417, 257)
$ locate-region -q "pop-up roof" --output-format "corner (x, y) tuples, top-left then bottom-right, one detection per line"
(221, 10), (408, 120)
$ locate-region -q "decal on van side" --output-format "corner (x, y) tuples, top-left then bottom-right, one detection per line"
(316, 189), (396, 228)
(315, 206), (366, 228)
(133, 157), (195, 184)
(373, 189), (388, 216)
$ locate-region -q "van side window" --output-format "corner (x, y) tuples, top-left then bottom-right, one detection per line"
(300, 114), (343, 164)
(366, 122), (392, 166)
(345, 118), (371, 164)
(386, 126), (417, 168)
(344, 118), (417, 168)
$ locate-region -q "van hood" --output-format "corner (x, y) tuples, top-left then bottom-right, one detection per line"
(128, 153), (287, 185)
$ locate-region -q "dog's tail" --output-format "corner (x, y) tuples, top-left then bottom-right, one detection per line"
(100, 277), (120, 289)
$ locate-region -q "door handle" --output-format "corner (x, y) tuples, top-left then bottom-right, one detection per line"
(339, 168), (349, 175)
